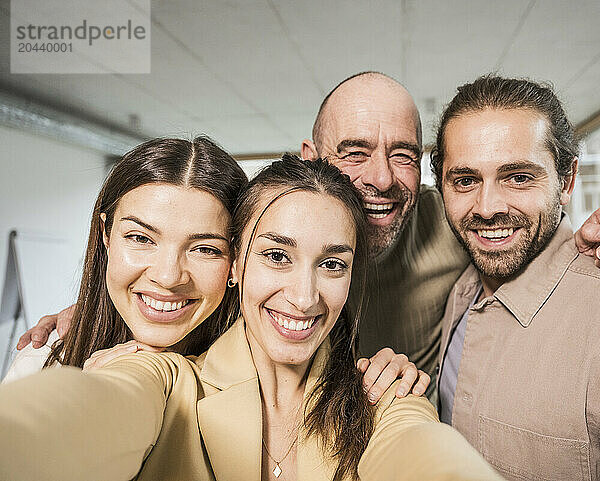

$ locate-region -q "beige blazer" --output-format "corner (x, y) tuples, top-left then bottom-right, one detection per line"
(0, 318), (502, 481)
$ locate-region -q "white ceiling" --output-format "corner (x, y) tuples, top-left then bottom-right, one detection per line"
(1, 0), (599, 155)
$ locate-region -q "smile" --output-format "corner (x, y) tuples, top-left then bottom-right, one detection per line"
(266, 308), (318, 331)
(476, 227), (514, 240)
(140, 294), (190, 312)
(363, 201), (396, 219)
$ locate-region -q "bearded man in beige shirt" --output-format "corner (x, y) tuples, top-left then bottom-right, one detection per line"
(435, 75), (600, 480)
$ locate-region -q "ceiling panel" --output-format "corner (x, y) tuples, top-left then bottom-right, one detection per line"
(1, 0), (598, 154)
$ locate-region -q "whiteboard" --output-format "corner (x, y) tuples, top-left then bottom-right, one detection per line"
(1, 230), (80, 328)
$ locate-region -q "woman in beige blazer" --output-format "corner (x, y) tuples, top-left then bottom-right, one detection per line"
(0, 155), (502, 481)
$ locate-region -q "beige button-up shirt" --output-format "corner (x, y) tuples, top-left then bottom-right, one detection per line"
(437, 216), (600, 481)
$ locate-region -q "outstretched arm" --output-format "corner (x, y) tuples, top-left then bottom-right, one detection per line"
(0, 352), (174, 481)
(358, 394), (503, 480)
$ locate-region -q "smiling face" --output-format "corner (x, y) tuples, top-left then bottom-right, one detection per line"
(441, 108), (575, 288)
(103, 183), (231, 347)
(305, 75), (421, 257)
(231, 190), (356, 368)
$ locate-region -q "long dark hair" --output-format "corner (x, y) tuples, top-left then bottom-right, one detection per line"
(46, 136), (248, 368)
(230, 154), (373, 481)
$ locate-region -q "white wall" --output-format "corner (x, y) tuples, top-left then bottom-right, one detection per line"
(0, 125), (107, 372)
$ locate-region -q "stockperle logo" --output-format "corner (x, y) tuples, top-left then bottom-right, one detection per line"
(11, 0), (151, 74)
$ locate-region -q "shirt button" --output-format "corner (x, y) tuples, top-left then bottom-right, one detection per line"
(462, 392), (473, 405)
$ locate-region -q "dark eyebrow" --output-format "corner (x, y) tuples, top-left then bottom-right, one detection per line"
(187, 233), (229, 243)
(323, 243), (354, 255)
(120, 216), (228, 242)
(257, 232), (297, 248)
(336, 139), (374, 154)
(120, 216), (159, 234)
(497, 161), (546, 176)
(445, 167), (479, 180)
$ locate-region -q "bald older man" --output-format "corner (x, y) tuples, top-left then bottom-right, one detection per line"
(301, 72), (468, 390)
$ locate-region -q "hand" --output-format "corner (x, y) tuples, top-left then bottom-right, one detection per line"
(357, 348), (431, 404)
(574, 207), (600, 268)
(16, 304), (76, 350)
(82, 340), (165, 371)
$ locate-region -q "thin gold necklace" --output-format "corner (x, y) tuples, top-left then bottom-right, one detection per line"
(262, 436), (297, 478)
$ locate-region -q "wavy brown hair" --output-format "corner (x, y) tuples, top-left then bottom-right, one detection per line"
(45, 136), (247, 368)
(229, 154), (373, 481)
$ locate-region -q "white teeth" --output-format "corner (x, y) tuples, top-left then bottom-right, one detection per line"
(140, 294), (189, 312)
(477, 228), (514, 239)
(364, 202), (394, 211)
(268, 309), (316, 331)
(367, 212), (389, 219)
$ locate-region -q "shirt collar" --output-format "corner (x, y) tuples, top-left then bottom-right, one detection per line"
(491, 215), (578, 327)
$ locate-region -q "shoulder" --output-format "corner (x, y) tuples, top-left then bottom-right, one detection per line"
(101, 351), (203, 394)
(373, 380), (439, 426)
(2, 330), (60, 384)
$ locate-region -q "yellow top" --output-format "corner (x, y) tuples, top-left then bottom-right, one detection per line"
(0, 319), (502, 480)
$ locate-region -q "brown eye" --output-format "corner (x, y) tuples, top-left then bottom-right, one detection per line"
(320, 258), (348, 272)
(510, 174), (531, 184)
(262, 249), (290, 265)
(455, 177), (475, 188)
(126, 234), (153, 244)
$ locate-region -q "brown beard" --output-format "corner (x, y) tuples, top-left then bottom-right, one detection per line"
(448, 204), (562, 281)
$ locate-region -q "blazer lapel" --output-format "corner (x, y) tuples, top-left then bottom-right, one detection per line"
(197, 319), (262, 481)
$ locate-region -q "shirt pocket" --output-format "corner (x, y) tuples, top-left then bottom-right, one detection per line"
(478, 414), (590, 481)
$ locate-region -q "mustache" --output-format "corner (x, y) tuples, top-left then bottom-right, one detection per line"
(359, 185), (408, 204)
(460, 213), (532, 230)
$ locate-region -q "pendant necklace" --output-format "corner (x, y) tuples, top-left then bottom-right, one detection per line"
(262, 435), (297, 478)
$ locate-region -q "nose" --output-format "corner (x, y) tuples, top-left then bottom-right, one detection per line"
(283, 264), (320, 313)
(473, 182), (509, 219)
(360, 151), (394, 193)
(146, 248), (190, 289)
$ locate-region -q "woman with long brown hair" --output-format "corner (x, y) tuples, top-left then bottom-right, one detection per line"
(4, 135), (248, 380)
(0, 155), (501, 481)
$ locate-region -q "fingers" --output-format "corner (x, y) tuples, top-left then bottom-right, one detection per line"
(357, 358), (370, 373)
(17, 315), (57, 350)
(82, 340), (164, 371)
(362, 348), (411, 404)
(16, 330), (32, 351)
(408, 370), (431, 398)
(394, 362), (418, 398)
(56, 304), (76, 338)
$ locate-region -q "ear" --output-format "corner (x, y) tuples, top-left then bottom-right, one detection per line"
(559, 157), (578, 206)
(230, 257), (240, 285)
(301, 139), (319, 160)
(100, 213), (109, 250)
